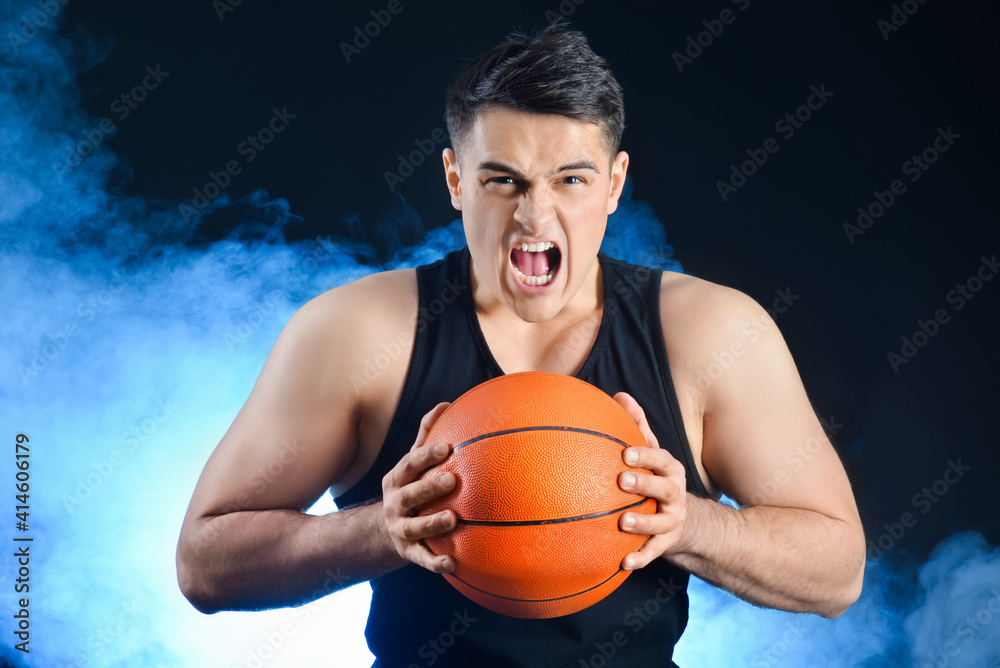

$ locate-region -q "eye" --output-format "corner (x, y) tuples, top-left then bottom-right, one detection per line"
(486, 176), (517, 186)
(563, 175), (585, 185)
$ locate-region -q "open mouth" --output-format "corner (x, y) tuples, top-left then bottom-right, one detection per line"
(509, 241), (562, 287)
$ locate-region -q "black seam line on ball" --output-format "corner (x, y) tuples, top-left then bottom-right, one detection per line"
(455, 497), (651, 527)
(450, 425), (633, 454)
(449, 568), (626, 603)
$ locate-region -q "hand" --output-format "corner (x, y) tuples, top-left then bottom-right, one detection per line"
(381, 401), (458, 573)
(613, 392), (689, 571)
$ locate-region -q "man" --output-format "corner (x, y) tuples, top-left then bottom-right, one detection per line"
(177, 24), (864, 666)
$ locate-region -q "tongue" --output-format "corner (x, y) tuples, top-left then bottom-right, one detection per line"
(512, 248), (550, 277)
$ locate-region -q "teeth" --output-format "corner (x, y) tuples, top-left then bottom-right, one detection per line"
(516, 241), (555, 252)
(514, 268), (555, 286)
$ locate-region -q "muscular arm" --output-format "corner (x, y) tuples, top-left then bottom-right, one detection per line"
(620, 282), (865, 618)
(176, 272), (455, 613)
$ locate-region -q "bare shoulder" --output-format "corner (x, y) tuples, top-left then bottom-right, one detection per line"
(657, 271), (785, 496)
(659, 270), (769, 331)
(288, 268), (418, 386)
(660, 270), (853, 519)
(296, 268), (417, 341)
(181, 267), (419, 522)
(658, 270), (776, 396)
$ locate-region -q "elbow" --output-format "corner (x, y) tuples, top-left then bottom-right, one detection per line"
(819, 577), (862, 619)
(176, 530), (223, 615)
(820, 538), (866, 619)
(177, 567), (222, 615)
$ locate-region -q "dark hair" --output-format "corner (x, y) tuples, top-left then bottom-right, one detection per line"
(445, 23), (625, 161)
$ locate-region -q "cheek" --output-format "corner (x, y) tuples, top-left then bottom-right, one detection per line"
(564, 188), (607, 219)
(564, 198), (607, 242)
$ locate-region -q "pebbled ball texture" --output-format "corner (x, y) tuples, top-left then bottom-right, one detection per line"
(419, 372), (656, 619)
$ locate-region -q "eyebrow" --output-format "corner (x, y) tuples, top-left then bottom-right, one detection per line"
(476, 159), (601, 179)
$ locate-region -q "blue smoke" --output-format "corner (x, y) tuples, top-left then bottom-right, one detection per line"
(1, 2), (998, 667)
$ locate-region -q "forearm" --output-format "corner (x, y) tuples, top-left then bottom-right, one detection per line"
(176, 501), (405, 613)
(667, 494), (865, 618)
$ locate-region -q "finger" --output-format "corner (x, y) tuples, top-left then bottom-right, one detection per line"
(398, 509), (457, 540)
(406, 545), (455, 574)
(397, 533), (455, 573)
(383, 441), (451, 493)
(397, 471), (456, 510)
(411, 402), (452, 452)
(613, 392), (659, 449)
(622, 445), (685, 479)
(618, 506), (682, 536)
(621, 537), (671, 571)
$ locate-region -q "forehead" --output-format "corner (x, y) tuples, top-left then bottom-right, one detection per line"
(462, 107), (606, 168)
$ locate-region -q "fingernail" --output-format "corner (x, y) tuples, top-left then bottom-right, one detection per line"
(439, 472), (454, 487)
(433, 442), (448, 457)
(441, 557), (454, 572)
(624, 448), (638, 465)
(621, 513), (634, 529)
(623, 557), (635, 571)
(621, 472), (635, 489)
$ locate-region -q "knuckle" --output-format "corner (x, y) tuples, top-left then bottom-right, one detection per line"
(400, 522), (421, 541)
(401, 483), (427, 509)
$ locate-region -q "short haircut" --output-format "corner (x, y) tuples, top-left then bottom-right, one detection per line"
(445, 23), (625, 162)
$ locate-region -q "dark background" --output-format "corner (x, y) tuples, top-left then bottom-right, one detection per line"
(62, 0), (999, 558)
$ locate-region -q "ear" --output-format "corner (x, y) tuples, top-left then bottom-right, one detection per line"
(606, 151), (629, 215)
(443, 148), (462, 211)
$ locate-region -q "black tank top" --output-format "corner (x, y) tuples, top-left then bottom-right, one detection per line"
(335, 246), (710, 668)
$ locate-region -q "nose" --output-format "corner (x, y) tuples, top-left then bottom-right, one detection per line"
(512, 188), (556, 234)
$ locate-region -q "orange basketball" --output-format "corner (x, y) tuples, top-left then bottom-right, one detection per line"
(419, 372), (656, 619)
